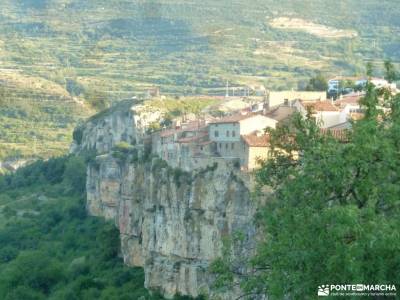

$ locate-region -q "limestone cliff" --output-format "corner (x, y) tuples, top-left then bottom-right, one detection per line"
(71, 100), (137, 154)
(71, 99), (162, 155)
(80, 101), (259, 299)
(87, 155), (257, 299)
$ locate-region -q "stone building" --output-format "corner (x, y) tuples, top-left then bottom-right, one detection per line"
(152, 113), (278, 172)
(208, 113), (277, 158)
(241, 132), (271, 170)
(153, 120), (210, 168)
(266, 90), (326, 108)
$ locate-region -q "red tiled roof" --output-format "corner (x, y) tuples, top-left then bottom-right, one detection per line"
(160, 128), (179, 137)
(159, 121), (206, 138)
(320, 128), (349, 142)
(334, 94), (363, 107)
(242, 133), (270, 147)
(300, 100), (339, 112)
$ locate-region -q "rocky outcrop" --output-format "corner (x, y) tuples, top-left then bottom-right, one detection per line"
(87, 155), (257, 299)
(71, 100), (137, 154)
(79, 100), (259, 298)
(71, 99), (164, 155)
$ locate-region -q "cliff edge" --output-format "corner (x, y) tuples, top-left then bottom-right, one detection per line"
(75, 100), (259, 299)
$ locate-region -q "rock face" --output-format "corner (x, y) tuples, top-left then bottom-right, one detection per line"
(80, 101), (258, 298)
(71, 100), (138, 154)
(87, 155), (257, 298)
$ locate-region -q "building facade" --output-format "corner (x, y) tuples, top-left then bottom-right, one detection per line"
(267, 91), (327, 108)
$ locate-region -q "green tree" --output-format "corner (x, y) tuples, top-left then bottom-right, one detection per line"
(384, 59), (397, 83)
(366, 62), (374, 77)
(213, 80), (400, 298)
(63, 156), (86, 194)
(0, 156), (160, 300)
(305, 74), (328, 91)
(0, 251), (64, 296)
(84, 89), (109, 111)
(253, 82), (400, 298)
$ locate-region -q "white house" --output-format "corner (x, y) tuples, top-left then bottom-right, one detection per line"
(334, 93), (364, 123)
(294, 100), (341, 128)
(370, 78), (396, 90)
(329, 76), (396, 92)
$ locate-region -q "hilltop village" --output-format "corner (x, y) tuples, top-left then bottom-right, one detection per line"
(142, 76), (397, 172)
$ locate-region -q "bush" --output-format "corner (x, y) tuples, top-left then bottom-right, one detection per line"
(113, 142), (134, 153)
(151, 158), (168, 172)
(112, 142), (137, 163)
(73, 126), (84, 145)
(171, 168), (192, 187)
(63, 156), (86, 194)
(0, 246), (18, 263)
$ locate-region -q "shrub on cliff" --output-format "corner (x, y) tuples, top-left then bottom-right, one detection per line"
(151, 158), (168, 172)
(72, 126), (84, 145)
(112, 142), (137, 163)
(171, 168), (192, 187)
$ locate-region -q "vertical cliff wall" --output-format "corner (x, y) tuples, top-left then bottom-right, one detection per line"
(87, 155), (257, 299)
(77, 100), (259, 298)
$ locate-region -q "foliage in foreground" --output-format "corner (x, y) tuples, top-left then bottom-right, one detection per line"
(213, 82), (400, 299)
(0, 156), (183, 300)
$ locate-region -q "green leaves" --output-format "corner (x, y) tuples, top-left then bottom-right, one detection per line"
(305, 74), (328, 91)
(250, 82), (400, 299)
(0, 157), (152, 300)
(384, 60), (398, 83)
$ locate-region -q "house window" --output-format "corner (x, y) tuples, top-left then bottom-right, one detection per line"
(200, 146), (204, 151)
(226, 130), (230, 137)
(284, 99), (289, 105)
(232, 131), (236, 137)
(214, 130), (219, 138)
(225, 143), (228, 149)
(219, 143), (222, 149)
(231, 143), (235, 150)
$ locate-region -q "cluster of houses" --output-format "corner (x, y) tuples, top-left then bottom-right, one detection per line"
(148, 89), (372, 172)
(328, 76), (396, 95)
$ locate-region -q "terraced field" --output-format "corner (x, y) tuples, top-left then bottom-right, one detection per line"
(0, 0), (399, 165)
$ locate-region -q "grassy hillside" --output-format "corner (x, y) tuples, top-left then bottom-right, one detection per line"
(0, 84), (92, 166)
(0, 0), (399, 95)
(0, 0), (399, 164)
